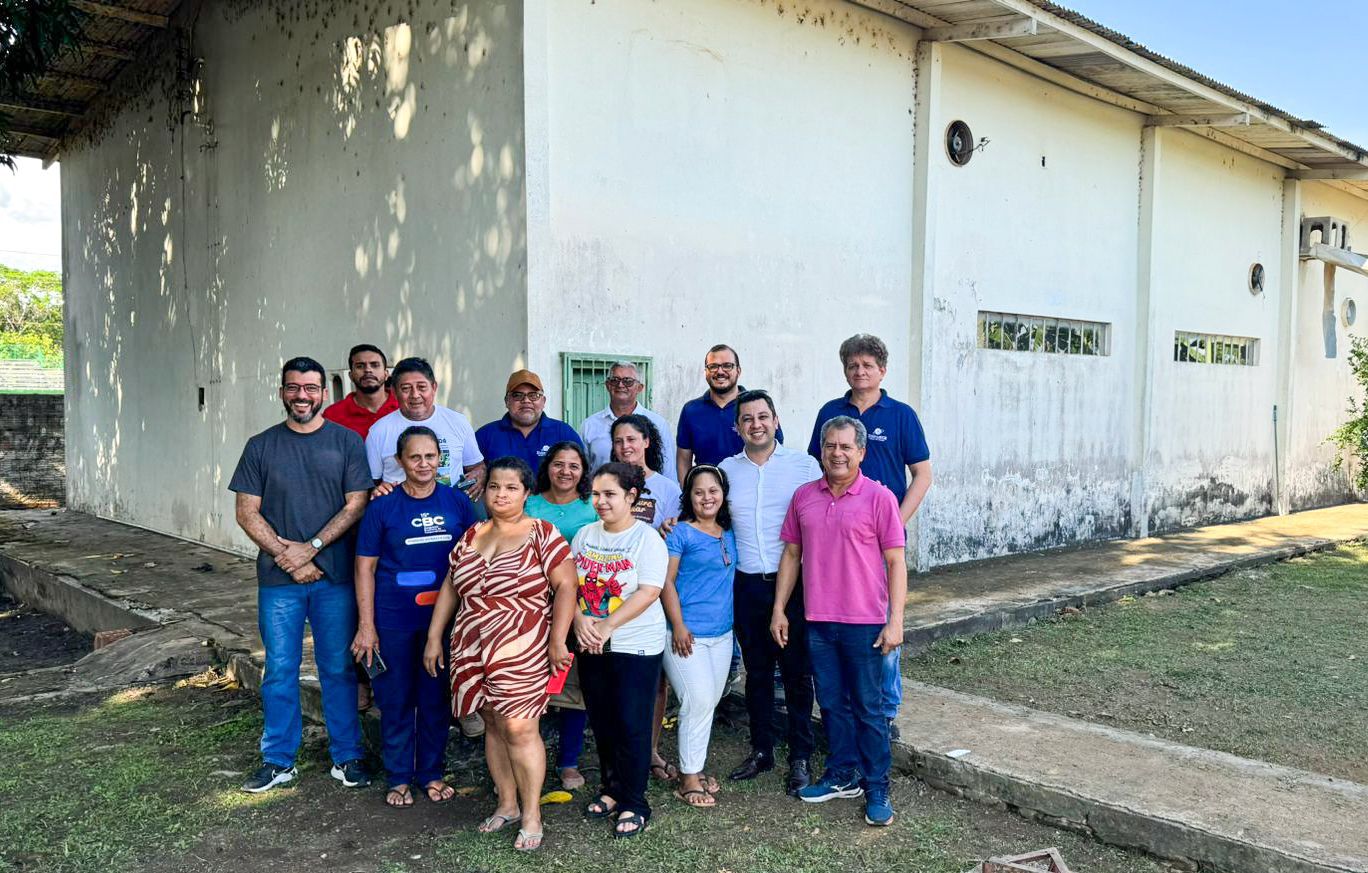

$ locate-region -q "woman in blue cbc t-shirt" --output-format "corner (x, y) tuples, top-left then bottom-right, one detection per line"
(352, 425), (476, 808)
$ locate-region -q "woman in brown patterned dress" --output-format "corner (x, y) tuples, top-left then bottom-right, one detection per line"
(423, 456), (577, 852)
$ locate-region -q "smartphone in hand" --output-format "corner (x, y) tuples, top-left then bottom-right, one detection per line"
(547, 654), (575, 694)
(363, 650), (388, 679)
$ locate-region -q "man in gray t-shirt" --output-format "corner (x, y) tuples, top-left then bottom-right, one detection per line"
(228, 356), (373, 794)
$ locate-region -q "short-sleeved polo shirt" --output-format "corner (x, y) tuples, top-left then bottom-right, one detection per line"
(807, 390), (929, 497)
(779, 473), (906, 624)
(474, 414), (582, 472)
(677, 390), (784, 467)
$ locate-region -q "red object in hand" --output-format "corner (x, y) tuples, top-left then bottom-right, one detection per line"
(547, 654), (575, 694)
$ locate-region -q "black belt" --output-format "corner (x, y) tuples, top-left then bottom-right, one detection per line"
(737, 570), (779, 582)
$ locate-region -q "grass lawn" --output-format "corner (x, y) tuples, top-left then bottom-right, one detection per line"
(904, 542), (1368, 782)
(0, 674), (1164, 873)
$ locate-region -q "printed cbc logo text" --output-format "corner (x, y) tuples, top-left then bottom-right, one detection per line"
(411, 513), (446, 534)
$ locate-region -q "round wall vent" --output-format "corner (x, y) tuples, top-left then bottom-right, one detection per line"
(1248, 263), (1265, 295)
(1343, 298), (1357, 327)
(946, 120), (974, 166)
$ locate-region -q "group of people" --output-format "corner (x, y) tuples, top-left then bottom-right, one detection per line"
(227, 334), (932, 849)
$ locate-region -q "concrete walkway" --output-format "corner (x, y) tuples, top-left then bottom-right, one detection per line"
(2, 505), (1366, 872)
(903, 503), (1368, 651)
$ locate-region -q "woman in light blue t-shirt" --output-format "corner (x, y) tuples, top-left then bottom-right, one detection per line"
(659, 464), (736, 808)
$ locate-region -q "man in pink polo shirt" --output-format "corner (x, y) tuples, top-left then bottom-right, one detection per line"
(771, 415), (907, 827)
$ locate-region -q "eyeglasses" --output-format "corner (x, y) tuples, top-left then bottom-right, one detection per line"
(283, 384), (323, 396)
(507, 391), (544, 402)
(719, 537), (731, 567)
(705, 362), (738, 373)
(605, 377), (638, 388)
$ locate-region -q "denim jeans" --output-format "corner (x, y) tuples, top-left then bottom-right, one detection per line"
(882, 646), (903, 720)
(373, 625), (449, 788)
(257, 580), (363, 767)
(807, 621), (890, 793)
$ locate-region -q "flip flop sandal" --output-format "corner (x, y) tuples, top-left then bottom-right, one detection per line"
(514, 829), (544, 852)
(612, 811), (649, 839)
(583, 797), (617, 819)
(477, 812), (521, 833)
(649, 762), (679, 782)
(700, 774), (721, 794)
(424, 781), (456, 803)
(385, 786), (414, 808)
(673, 788), (716, 808)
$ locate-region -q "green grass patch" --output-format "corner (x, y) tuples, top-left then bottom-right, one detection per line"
(905, 542), (1368, 782)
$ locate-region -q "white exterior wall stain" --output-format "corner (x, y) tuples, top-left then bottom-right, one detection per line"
(524, 0), (918, 434)
(1142, 131), (1285, 532)
(62, 0), (526, 552)
(918, 46), (1141, 564)
(1286, 182), (1368, 509)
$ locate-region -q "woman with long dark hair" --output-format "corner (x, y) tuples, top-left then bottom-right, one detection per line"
(609, 414), (681, 530)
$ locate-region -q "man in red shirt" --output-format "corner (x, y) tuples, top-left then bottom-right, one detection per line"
(323, 344), (398, 439)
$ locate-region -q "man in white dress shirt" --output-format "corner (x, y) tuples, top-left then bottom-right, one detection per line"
(717, 389), (820, 796)
(579, 361), (676, 480)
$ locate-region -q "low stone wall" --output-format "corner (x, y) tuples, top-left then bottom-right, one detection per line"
(0, 393), (65, 508)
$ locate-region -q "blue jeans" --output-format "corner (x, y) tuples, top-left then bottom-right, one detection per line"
(882, 647), (902, 720)
(807, 621), (891, 793)
(257, 581), (363, 767)
(373, 625), (449, 787)
(556, 708), (588, 769)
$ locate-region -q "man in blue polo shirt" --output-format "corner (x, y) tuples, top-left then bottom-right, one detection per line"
(475, 369), (582, 470)
(807, 334), (932, 740)
(676, 344), (782, 485)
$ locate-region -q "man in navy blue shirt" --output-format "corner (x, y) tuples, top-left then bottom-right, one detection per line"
(807, 334), (932, 739)
(475, 369), (582, 471)
(676, 344), (782, 485)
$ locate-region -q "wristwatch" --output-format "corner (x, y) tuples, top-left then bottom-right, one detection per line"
(310, 537), (324, 550)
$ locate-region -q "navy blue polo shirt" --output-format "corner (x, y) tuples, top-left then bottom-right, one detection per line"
(807, 390), (929, 496)
(676, 390), (784, 467)
(474, 414), (583, 472)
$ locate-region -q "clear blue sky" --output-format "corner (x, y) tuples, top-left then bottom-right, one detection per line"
(1065, 0), (1368, 148)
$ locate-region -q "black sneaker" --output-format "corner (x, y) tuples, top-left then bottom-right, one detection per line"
(330, 758), (372, 788)
(241, 762), (296, 794)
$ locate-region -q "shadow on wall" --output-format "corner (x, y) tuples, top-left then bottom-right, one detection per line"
(65, 0), (525, 549)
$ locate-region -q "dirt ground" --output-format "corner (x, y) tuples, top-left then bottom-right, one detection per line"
(904, 543), (1368, 783)
(0, 598), (1166, 873)
(0, 593), (91, 673)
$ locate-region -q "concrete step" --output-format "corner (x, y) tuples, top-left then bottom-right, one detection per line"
(896, 681), (1367, 873)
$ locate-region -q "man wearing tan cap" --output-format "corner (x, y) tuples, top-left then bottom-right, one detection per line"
(474, 368), (583, 470)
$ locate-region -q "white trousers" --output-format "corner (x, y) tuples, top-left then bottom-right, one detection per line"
(662, 631), (734, 775)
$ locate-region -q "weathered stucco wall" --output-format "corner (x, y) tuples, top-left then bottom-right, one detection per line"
(1142, 129), (1285, 532)
(917, 45), (1142, 565)
(1286, 182), (1368, 509)
(524, 0), (919, 433)
(62, 0), (526, 551)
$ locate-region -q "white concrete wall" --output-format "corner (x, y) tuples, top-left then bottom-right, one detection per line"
(62, 0), (526, 551)
(916, 45), (1142, 564)
(1286, 182), (1368, 508)
(1142, 129), (1285, 531)
(524, 0), (918, 434)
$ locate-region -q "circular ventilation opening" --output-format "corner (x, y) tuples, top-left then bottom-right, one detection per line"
(1343, 298), (1357, 327)
(1248, 263), (1265, 295)
(946, 120), (975, 166)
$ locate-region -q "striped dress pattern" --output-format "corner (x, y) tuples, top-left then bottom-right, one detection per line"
(447, 518), (572, 719)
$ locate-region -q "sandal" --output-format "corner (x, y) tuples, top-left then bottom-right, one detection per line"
(649, 761), (679, 782)
(385, 785), (414, 808)
(477, 811), (521, 833)
(673, 788), (716, 808)
(583, 796), (617, 819)
(424, 780), (456, 803)
(514, 828), (544, 852)
(612, 811), (648, 839)
(700, 773), (721, 794)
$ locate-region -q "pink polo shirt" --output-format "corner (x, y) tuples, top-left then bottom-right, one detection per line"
(779, 472), (906, 624)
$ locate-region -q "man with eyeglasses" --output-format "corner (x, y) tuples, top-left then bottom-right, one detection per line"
(475, 368), (582, 470)
(676, 345), (782, 486)
(579, 361), (675, 479)
(229, 356), (374, 794)
(366, 357), (485, 498)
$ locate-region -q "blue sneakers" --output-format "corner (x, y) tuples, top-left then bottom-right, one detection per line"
(864, 788), (895, 826)
(797, 773), (864, 803)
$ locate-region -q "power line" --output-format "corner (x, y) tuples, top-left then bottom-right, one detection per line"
(0, 248), (60, 257)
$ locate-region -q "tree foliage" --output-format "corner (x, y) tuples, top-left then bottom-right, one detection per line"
(0, 263), (62, 365)
(0, 1), (85, 170)
(1328, 336), (1368, 492)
